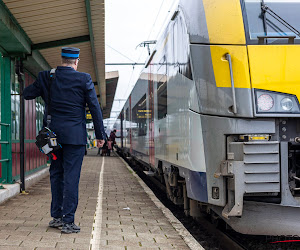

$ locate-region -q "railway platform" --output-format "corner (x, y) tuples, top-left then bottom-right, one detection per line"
(0, 148), (202, 250)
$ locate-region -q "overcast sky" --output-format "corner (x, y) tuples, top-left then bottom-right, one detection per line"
(104, 0), (178, 128)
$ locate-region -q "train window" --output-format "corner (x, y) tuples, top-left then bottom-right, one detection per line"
(125, 108), (129, 122)
(11, 73), (20, 140)
(132, 94), (148, 136)
(166, 24), (175, 67)
(36, 97), (44, 136)
(243, 0), (300, 41)
(157, 57), (167, 120)
(125, 108), (129, 145)
(174, 16), (193, 79)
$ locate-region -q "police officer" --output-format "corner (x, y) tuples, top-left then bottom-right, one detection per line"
(23, 47), (106, 234)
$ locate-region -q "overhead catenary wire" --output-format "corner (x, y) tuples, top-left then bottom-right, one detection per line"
(109, 0), (178, 122)
(134, 0), (166, 68)
(106, 43), (136, 63)
(147, 0), (166, 40)
(134, 0), (178, 69)
(105, 42), (143, 107)
(105, 63), (144, 66)
(124, 0), (176, 100)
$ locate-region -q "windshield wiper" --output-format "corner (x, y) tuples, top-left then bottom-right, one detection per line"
(261, 0), (268, 37)
(261, 2), (300, 38)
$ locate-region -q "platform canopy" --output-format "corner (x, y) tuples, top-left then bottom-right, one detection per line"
(0, 0), (114, 118)
(103, 71), (119, 118)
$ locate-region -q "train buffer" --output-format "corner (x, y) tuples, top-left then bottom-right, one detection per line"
(0, 148), (202, 249)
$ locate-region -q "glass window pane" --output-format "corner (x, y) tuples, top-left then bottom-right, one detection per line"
(244, 0), (300, 40)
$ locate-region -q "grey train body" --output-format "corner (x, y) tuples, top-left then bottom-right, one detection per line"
(115, 0), (300, 236)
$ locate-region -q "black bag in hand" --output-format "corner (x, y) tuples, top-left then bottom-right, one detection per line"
(36, 127), (61, 159)
(35, 69), (61, 160)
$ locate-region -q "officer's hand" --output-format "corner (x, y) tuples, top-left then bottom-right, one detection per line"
(97, 139), (105, 148)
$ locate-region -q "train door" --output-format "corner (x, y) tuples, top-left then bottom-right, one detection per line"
(129, 95), (132, 154)
(148, 65), (155, 167)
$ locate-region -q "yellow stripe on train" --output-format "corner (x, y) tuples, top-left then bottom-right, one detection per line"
(210, 45), (251, 88)
(202, 0), (246, 45)
(248, 45), (300, 100)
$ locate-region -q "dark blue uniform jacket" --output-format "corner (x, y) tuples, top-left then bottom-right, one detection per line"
(23, 66), (106, 145)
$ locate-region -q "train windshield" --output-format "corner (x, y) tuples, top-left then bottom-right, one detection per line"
(243, 0), (300, 41)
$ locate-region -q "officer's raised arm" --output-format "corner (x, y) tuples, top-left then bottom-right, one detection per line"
(85, 74), (106, 144)
(23, 72), (43, 100)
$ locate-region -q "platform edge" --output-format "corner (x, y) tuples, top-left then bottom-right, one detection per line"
(118, 155), (205, 250)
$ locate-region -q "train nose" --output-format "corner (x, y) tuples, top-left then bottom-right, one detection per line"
(248, 45), (300, 107)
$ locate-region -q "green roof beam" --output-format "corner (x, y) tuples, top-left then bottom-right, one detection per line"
(85, 0), (102, 106)
(0, 0), (31, 53)
(32, 35), (90, 51)
(23, 50), (51, 77)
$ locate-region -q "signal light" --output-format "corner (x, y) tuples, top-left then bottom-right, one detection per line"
(281, 97), (293, 111)
(257, 94), (274, 111)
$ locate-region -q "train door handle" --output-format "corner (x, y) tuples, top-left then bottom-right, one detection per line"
(225, 53), (237, 114)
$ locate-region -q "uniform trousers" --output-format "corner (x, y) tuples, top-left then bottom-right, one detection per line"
(49, 144), (85, 223)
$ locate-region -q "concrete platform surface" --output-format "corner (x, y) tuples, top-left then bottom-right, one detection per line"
(0, 149), (199, 249)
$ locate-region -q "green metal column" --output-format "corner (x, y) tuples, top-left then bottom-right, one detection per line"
(0, 54), (12, 184)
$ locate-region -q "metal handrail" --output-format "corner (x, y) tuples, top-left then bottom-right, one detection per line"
(0, 123), (10, 162)
(0, 123), (10, 144)
(225, 53), (237, 114)
(257, 35), (296, 45)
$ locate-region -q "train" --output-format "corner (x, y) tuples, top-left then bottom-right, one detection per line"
(114, 0), (300, 236)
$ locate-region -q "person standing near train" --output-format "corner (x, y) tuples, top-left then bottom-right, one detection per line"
(23, 47), (106, 234)
(109, 129), (119, 151)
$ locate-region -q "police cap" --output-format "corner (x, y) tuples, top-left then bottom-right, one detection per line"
(61, 47), (80, 59)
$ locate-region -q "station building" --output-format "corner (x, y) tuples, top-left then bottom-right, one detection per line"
(0, 0), (116, 186)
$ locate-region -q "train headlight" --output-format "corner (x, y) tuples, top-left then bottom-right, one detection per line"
(255, 89), (300, 114)
(257, 94), (274, 111)
(281, 97), (293, 111)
